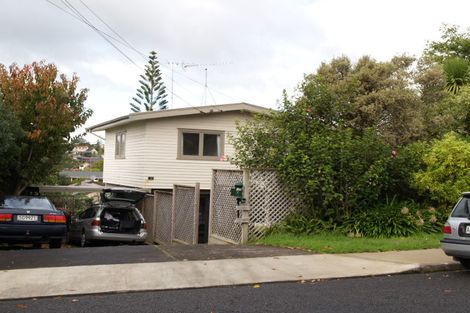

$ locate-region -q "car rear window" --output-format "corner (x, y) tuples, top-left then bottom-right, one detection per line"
(1, 197), (54, 210)
(451, 197), (470, 218)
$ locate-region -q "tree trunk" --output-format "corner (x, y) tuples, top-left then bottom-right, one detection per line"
(14, 183), (28, 196)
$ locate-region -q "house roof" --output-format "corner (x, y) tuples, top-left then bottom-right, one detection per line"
(87, 102), (270, 132)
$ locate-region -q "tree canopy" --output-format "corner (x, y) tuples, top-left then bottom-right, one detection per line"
(0, 61), (92, 195)
(425, 24), (470, 62)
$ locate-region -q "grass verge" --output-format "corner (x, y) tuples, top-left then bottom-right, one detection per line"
(256, 232), (443, 254)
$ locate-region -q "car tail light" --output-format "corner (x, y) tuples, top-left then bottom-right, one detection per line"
(142, 222), (147, 230)
(0, 213), (13, 222)
(43, 214), (67, 223)
(91, 218), (101, 227)
(443, 223), (452, 234)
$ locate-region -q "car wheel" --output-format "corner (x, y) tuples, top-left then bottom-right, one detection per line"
(49, 239), (62, 249)
(459, 258), (470, 269)
(80, 231), (87, 247)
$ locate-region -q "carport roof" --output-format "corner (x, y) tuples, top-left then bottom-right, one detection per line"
(86, 102), (270, 132)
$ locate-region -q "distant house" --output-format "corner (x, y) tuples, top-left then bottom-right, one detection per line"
(86, 147), (98, 155)
(86, 103), (269, 191)
(72, 145), (89, 155)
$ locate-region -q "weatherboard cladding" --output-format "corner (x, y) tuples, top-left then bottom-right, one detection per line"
(103, 123), (147, 188)
(103, 111), (250, 190)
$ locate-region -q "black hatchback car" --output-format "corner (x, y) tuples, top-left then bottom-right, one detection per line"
(0, 196), (67, 248)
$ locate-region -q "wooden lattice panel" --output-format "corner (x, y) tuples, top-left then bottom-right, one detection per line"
(248, 170), (296, 240)
(210, 169), (243, 244)
(155, 191), (173, 245)
(173, 185), (199, 245)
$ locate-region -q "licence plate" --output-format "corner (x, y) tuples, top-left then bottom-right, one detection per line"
(16, 215), (38, 222)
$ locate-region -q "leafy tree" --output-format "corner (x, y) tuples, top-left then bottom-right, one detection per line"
(414, 58), (453, 138)
(418, 24), (470, 138)
(0, 93), (23, 194)
(425, 24), (470, 62)
(130, 51), (168, 112)
(232, 55), (433, 220)
(299, 55), (424, 146)
(0, 61), (92, 195)
(423, 25), (470, 96)
(413, 132), (470, 206)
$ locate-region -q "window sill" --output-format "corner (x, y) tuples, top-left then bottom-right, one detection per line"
(177, 156), (222, 161)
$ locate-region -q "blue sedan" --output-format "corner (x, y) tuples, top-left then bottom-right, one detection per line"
(0, 196), (67, 248)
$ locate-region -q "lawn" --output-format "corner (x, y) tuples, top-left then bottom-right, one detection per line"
(256, 232), (443, 254)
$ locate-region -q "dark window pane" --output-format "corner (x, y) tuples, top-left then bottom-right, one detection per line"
(452, 198), (470, 217)
(183, 133), (200, 156)
(203, 134), (219, 156)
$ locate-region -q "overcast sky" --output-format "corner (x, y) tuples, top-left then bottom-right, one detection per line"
(1, 0), (469, 141)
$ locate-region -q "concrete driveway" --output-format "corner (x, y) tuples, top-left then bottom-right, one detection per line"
(0, 243), (311, 270)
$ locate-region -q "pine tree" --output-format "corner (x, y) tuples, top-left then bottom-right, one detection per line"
(130, 51), (168, 112)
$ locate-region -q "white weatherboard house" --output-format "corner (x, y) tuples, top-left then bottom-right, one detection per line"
(87, 103), (268, 191)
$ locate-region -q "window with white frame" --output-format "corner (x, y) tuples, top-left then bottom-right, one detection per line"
(115, 131), (126, 159)
(178, 129), (224, 160)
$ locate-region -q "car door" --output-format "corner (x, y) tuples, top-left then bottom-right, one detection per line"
(70, 207), (95, 238)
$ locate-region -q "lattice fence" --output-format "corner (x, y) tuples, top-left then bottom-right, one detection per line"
(248, 170), (297, 240)
(209, 169), (243, 244)
(154, 191), (173, 245)
(173, 184), (200, 245)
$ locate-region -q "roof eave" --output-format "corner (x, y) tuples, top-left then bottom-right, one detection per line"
(86, 115), (130, 132)
(86, 103), (270, 132)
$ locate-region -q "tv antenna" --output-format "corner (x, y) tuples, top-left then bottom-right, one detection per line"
(168, 61), (231, 106)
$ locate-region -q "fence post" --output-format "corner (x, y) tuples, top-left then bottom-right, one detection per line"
(208, 170), (215, 243)
(193, 183), (200, 244)
(239, 169), (251, 244)
(153, 190), (158, 242)
(171, 185), (176, 244)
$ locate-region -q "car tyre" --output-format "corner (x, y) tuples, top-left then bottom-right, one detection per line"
(80, 231), (88, 247)
(49, 239), (62, 249)
(459, 258), (470, 269)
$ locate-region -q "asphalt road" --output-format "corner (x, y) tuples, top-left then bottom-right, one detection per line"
(0, 270), (468, 313)
(0, 244), (310, 270)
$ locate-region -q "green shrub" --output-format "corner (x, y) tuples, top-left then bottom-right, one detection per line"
(268, 214), (337, 236)
(270, 198), (448, 238)
(413, 206), (448, 234)
(340, 198), (447, 238)
(340, 208), (418, 238)
(47, 192), (94, 215)
(413, 132), (470, 207)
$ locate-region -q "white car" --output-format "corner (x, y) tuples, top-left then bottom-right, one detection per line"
(441, 192), (470, 268)
(69, 189), (148, 247)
